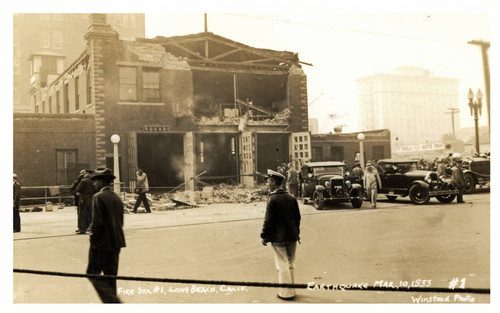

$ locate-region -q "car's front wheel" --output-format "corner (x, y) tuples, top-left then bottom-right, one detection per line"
(313, 190), (325, 210)
(436, 184), (457, 203)
(463, 173), (476, 194)
(408, 184), (430, 205)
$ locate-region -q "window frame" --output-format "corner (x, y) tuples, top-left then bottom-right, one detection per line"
(40, 32), (51, 49)
(52, 31), (63, 49)
(119, 66), (137, 101)
(55, 149), (78, 185)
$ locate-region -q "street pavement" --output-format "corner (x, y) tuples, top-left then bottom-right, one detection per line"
(13, 192), (490, 304)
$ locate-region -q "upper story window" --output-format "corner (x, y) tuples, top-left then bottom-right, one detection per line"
(143, 68), (160, 102)
(118, 66), (162, 103)
(40, 32), (50, 49)
(40, 14), (50, 20)
(119, 67), (137, 101)
(52, 14), (62, 21)
(52, 31), (63, 49)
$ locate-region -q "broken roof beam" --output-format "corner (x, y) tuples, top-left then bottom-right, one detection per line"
(172, 43), (209, 60)
(236, 99), (273, 116)
(212, 48), (242, 60)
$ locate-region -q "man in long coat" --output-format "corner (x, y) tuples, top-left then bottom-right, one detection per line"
(87, 168), (126, 303)
(261, 169), (301, 300)
(13, 173), (21, 232)
(76, 170), (96, 234)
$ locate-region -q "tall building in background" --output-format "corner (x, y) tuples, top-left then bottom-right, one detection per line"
(356, 66), (460, 149)
(308, 118), (319, 134)
(13, 13), (145, 112)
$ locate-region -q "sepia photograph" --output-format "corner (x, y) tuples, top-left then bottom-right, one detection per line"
(5, 0), (496, 311)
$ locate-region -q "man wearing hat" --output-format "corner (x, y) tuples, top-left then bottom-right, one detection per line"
(86, 168), (126, 303)
(70, 170), (87, 207)
(450, 153), (465, 203)
(261, 169), (301, 300)
(75, 169), (96, 234)
(13, 173), (21, 233)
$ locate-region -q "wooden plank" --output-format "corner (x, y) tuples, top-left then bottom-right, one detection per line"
(212, 48), (242, 60)
(173, 44), (208, 60)
(189, 66), (289, 75)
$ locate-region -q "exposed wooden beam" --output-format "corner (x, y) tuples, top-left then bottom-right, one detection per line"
(213, 48), (242, 60)
(173, 43), (208, 60)
(206, 36), (295, 65)
(187, 58), (289, 70)
(241, 58), (275, 64)
(190, 65), (288, 75)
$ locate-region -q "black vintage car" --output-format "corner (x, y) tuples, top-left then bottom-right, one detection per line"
(460, 158), (490, 193)
(300, 161), (364, 209)
(375, 159), (458, 205)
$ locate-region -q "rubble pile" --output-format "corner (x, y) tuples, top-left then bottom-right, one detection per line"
(169, 184), (268, 204)
(207, 184), (268, 204)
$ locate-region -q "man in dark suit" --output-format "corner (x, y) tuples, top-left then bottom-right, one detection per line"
(13, 173), (21, 233)
(87, 168), (126, 303)
(261, 169), (301, 301)
(75, 169), (96, 234)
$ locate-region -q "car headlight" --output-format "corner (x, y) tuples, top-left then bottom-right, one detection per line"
(345, 180), (352, 189)
(325, 182), (330, 189)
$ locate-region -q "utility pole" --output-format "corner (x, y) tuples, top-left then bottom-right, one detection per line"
(468, 40), (490, 135)
(445, 108), (460, 138)
(204, 13), (209, 58)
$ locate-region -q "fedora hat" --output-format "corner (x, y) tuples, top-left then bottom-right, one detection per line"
(90, 168), (116, 180)
(266, 169), (286, 181)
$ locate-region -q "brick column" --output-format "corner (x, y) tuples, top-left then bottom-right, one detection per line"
(288, 66), (309, 132)
(84, 14), (119, 168)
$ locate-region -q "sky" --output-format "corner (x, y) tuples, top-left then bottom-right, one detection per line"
(142, 7), (491, 134)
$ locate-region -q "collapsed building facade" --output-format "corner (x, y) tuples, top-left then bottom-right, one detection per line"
(15, 14), (311, 190)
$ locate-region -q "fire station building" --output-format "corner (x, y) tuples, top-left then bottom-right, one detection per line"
(14, 14), (311, 190)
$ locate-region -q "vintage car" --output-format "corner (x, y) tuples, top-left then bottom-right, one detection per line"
(460, 158), (490, 193)
(300, 161), (364, 209)
(375, 159), (458, 205)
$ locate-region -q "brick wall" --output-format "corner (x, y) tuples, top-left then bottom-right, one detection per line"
(13, 114), (96, 186)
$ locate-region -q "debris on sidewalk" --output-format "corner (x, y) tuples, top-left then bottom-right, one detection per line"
(119, 183), (267, 212)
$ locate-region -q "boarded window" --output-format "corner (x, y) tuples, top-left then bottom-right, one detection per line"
(143, 68), (160, 102)
(119, 67), (137, 101)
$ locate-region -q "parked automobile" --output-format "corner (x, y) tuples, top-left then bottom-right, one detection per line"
(300, 161), (363, 209)
(375, 159), (458, 205)
(459, 158), (490, 193)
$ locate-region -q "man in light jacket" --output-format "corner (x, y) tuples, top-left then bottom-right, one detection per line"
(132, 168), (151, 213)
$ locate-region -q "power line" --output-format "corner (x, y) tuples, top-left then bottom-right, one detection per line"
(224, 13), (469, 46)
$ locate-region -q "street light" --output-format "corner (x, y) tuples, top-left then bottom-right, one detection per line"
(357, 133), (365, 169)
(467, 88), (482, 155)
(110, 134), (121, 193)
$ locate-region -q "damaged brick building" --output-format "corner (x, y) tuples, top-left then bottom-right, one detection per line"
(15, 14), (311, 190)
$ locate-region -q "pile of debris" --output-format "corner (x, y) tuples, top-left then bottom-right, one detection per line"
(121, 183), (268, 212)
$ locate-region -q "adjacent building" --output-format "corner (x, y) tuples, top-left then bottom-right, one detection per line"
(13, 13), (145, 113)
(356, 66), (460, 151)
(15, 14), (310, 190)
(310, 129), (391, 170)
